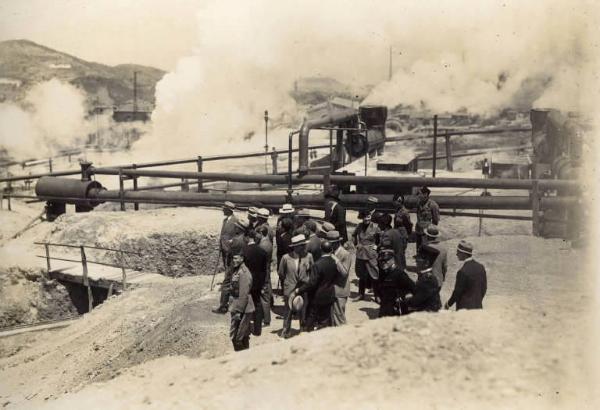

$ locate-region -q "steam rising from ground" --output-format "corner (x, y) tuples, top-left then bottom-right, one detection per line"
(0, 79), (89, 159)
(135, 0), (597, 160)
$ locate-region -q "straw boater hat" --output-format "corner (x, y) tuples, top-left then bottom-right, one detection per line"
(325, 230), (342, 242)
(289, 234), (307, 247)
(296, 209), (310, 218)
(279, 203), (295, 214)
(320, 222), (335, 233)
(223, 201), (236, 210)
(425, 226), (440, 239)
(457, 240), (473, 256)
(257, 208), (270, 219)
(247, 206), (258, 218)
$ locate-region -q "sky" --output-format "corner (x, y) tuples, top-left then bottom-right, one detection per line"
(0, 0), (203, 70)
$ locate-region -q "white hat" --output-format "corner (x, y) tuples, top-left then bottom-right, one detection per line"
(257, 208), (270, 218)
(290, 234), (307, 247)
(279, 203), (295, 214)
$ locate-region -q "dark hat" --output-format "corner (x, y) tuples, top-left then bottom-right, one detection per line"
(420, 186), (431, 195)
(289, 234), (307, 247)
(425, 226), (440, 238)
(304, 220), (318, 232)
(321, 240), (333, 254)
(223, 201), (236, 210)
(325, 230), (342, 242)
(457, 240), (473, 255)
(393, 193), (405, 204)
(378, 248), (395, 256)
(324, 185), (340, 199)
(378, 213), (392, 226)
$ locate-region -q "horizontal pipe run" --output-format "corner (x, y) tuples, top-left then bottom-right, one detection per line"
(439, 211), (532, 221)
(386, 127), (532, 142)
(93, 167), (579, 191)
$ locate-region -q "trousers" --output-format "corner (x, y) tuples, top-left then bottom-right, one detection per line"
(230, 311), (252, 351)
(260, 271), (272, 325)
(331, 297), (347, 326)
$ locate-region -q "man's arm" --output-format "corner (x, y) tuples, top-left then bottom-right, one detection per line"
(231, 269), (252, 314)
(481, 267), (487, 298)
(446, 269), (467, 308)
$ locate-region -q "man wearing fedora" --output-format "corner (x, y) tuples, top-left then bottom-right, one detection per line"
(229, 253), (255, 351)
(329, 230), (352, 326)
(294, 240), (339, 330)
(445, 241), (487, 310)
(256, 208), (274, 243)
(213, 202), (239, 314)
(422, 226), (447, 290)
(276, 203), (295, 270)
(324, 186), (348, 243)
(415, 186), (440, 251)
(278, 234), (314, 338)
(305, 220), (323, 262)
(352, 210), (381, 300)
(247, 206), (259, 230)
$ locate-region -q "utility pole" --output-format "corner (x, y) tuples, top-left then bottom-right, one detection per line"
(264, 110), (269, 174)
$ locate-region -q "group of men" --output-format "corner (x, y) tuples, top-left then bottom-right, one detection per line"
(215, 185), (487, 351)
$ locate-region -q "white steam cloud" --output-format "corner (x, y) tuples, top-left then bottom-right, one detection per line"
(134, 0), (596, 159)
(0, 79), (90, 159)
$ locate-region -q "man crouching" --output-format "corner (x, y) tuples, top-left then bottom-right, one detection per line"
(229, 253), (255, 351)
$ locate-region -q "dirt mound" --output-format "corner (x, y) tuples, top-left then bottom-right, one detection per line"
(0, 267), (78, 329)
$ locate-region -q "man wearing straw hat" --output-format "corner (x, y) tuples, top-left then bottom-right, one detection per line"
(329, 230), (352, 326)
(276, 203), (295, 269)
(445, 241), (487, 310)
(213, 201), (239, 314)
(277, 234), (314, 338)
(247, 206), (259, 230)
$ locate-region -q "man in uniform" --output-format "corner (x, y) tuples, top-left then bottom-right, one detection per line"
(243, 229), (268, 336)
(393, 194), (413, 235)
(415, 186), (440, 251)
(445, 241), (487, 310)
(401, 244), (442, 313)
(257, 225), (273, 326)
(229, 253), (255, 351)
(377, 247), (415, 317)
(213, 201), (238, 314)
(377, 213), (406, 272)
(324, 186), (348, 243)
(329, 230), (352, 326)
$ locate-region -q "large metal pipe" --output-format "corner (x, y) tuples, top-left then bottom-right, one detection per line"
(92, 167), (579, 191)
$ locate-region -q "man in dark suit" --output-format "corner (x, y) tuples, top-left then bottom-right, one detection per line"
(324, 186), (348, 243)
(294, 241), (339, 331)
(445, 241), (487, 310)
(305, 220), (322, 262)
(401, 244), (442, 313)
(243, 230), (268, 336)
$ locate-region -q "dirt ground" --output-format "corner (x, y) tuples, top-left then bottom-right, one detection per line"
(0, 226), (597, 409)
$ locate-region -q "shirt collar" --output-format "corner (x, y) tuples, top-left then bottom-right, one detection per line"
(463, 256), (473, 263)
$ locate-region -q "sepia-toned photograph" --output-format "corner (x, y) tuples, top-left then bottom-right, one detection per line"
(0, 1), (598, 408)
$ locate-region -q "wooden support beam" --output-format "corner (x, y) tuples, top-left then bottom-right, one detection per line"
(531, 180), (541, 236)
(445, 135), (453, 171)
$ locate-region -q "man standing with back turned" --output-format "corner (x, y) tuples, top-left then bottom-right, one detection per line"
(445, 240), (487, 310)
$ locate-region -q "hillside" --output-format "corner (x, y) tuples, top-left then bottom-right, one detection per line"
(0, 39), (165, 108)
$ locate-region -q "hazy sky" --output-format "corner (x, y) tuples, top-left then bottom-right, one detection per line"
(0, 0), (203, 70)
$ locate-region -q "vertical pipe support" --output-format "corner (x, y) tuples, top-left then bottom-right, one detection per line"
(271, 148), (278, 175)
(445, 134), (453, 171)
(197, 156), (203, 192)
(120, 250), (127, 291)
(48, 158), (53, 173)
(118, 168), (125, 211)
(80, 246), (93, 312)
(44, 243), (51, 273)
(531, 180), (541, 236)
(432, 115), (438, 177)
(132, 164), (139, 211)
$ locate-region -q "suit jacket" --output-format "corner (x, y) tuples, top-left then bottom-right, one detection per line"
(243, 243), (268, 295)
(278, 253), (314, 297)
(333, 245), (352, 297)
(229, 263), (255, 314)
(306, 234), (322, 262)
(427, 241), (448, 289)
(220, 214), (238, 253)
(381, 227), (407, 270)
(394, 207), (413, 234)
(447, 259), (487, 310)
(406, 272), (441, 312)
(352, 222), (380, 261)
(297, 255), (338, 306)
(325, 199), (348, 242)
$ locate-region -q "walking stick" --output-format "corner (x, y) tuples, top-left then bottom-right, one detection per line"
(210, 250), (222, 291)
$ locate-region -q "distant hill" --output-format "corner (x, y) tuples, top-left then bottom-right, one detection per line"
(291, 76), (373, 106)
(0, 39), (165, 109)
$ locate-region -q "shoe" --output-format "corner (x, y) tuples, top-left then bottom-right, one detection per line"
(263, 322), (270, 327)
(211, 306), (228, 314)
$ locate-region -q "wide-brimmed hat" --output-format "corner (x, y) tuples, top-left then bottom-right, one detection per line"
(257, 208), (270, 219)
(289, 234), (307, 247)
(223, 201), (236, 210)
(279, 203), (295, 214)
(457, 240), (473, 255)
(247, 206), (258, 217)
(319, 222), (336, 233)
(296, 209), (310, 218)
(235, 218), (249, 231)
(289, 294), (304, 313)
(425, 226), (440, 238)
(325, 230), (342, 242)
